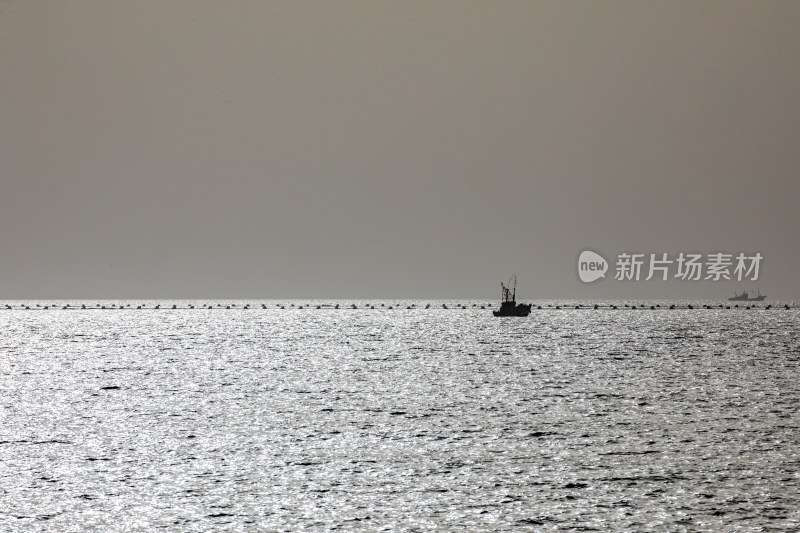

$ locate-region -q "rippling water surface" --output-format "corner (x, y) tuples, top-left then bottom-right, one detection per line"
(1, 300), (799, 531)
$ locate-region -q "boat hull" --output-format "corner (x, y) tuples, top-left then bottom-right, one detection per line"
(493, 303), (532, 317)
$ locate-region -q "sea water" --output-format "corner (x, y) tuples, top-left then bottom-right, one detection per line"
(1, 300), (799, 531)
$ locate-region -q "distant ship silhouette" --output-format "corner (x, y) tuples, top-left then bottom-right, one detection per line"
(493, 275), (532, 317)
(729, 289), (766, 302)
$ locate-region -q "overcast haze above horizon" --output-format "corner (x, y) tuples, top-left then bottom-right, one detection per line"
(1, 1), (799, 299)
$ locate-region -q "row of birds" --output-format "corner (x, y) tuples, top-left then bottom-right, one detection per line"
(3, 303), (792, 310)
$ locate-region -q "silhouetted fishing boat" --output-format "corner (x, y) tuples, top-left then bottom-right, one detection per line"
(493, 276), (532, 317)
(729, 290), (766, 302)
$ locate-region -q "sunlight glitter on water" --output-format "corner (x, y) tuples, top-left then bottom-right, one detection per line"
(1, 302), (799, 530)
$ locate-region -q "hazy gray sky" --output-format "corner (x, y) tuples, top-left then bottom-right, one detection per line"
(2, 1), (799, 299)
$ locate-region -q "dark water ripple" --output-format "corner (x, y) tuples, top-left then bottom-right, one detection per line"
(1, 302), (799, 531)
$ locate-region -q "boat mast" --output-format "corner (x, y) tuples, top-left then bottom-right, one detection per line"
(500, 275), (519, 303)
